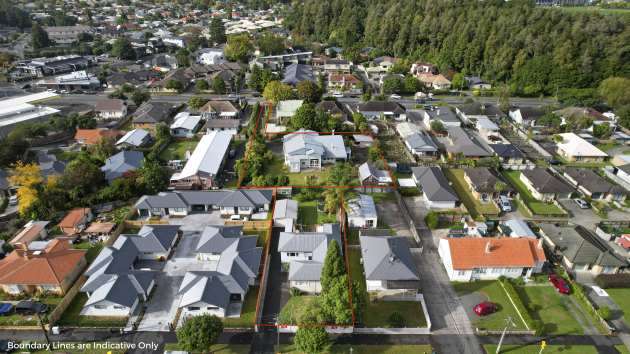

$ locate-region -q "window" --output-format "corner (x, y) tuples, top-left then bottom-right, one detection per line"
(287, 252), (297, 257)
(207, 306), (219, 310)
(114, 306), (125, 309)
(188, 307), (200, 311)
(457, 271), (466, 276)
(94, 305), (106, 309)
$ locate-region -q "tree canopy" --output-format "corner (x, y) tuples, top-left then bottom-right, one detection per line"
(176, 315), (223, 353)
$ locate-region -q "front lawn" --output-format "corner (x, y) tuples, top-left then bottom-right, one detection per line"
(56, 293), (128, 327)
(280, 345), (433, 354)
(606, 288), (630, 325)
(278, 295), (319, 325)
(484, 344), (598, 354)
(297, 200), (337, 226)
(502, 171), (566, 216)
(164, 344), (250, 354)
(159, 138), (200, 161)
(515, 285), (584, 335)
(0, 295), (63, 326)
(445, 169), (500, 219)
(453, 281), (528, 331)
(223, 287), (259, 328)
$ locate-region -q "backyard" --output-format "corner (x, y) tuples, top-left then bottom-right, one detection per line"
(222, 286), (259, 328)
(73, 241), (104, 264)
(56, 293), (128, 327)
(277, 295), (319, 325)
(297, 200), (338, 227)
(378, 134), (414, 164)
(453, 281), (528, 331)
(515, 285), (585, 335)
(445, 169), (500, 219)
(606, 288), (630, 325)
(502, 171), (567, 216)
(159, 138), (200, 161)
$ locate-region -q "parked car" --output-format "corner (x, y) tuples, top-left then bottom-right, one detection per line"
(574, 198), (590, 209)
(8, 195), (17, 206)
(71, 235), (82, 244)
(390, 94), (401, 100)
(332, 92), (344, 98)
(549, 274), (570, 295)
(473, 301), (497, 316)
(229, 214), (241, 221)
(0, 303), (13, 316)
(498, 196), (512, 213)
(15, 301), (47, 315)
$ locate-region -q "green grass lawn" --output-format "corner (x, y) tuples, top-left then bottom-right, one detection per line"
(159, 138), (200, 161)
(73, 242), (104, 264)
(348, 228), (360, 245)
(280, 344), (433, 354)
(502, 171), (566, 216)
(445, 169), (500, 219)
(515, 285), (583, 335)
(453, 281), (528, 331)
(297, 200), (337, 226)
(552, 6), (630, 16)
(223, 287), (259, 328)
(484, 344), (598, 354)
(606, 288), (630, 325)
(164, 343), (250, 354)
(616, 345), (630, 354)
(349, 249), (426, 328)
(55, 293), (128, 327)
(245, 230), (270, 247)
(278, 295), (319, 325)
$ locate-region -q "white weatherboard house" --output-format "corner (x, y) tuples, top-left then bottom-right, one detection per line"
(80, 225), (180, 317)
(556, 133), (608, 163)
(283, 130), (348, 172)
(278, 224), (341, 294)
(411, 166), (459, 209)
(178, 225), (261, 319)
(170, 112), (202, 138)
(169, 131), (232, 189)
(359, 233), (420, 295)
(438, 237), (546, 282)
(346, 194), (378, 228)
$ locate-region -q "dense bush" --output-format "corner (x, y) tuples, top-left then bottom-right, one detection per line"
(387, 311), (405, 328)
(498, 278), (537, 334)
(594, 274), (630, 289)
(424, 211), (439, 230)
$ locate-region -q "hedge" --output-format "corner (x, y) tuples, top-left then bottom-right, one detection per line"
(594, 273), (630, 289)
(498, 277), (540, 335)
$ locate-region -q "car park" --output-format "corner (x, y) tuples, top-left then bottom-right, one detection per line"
(473, 301), (496, 316)
(549, 274), (570, 295)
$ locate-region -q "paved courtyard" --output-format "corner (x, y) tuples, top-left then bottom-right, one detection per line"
(166, 211), (224, 232)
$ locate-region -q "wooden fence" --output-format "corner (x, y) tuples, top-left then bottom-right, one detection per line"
(224, 219), (270, 231)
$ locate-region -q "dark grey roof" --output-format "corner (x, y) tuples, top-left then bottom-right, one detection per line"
(405, 132), (438, 152)
(456, 102), (503, 117)
(135, 192), (188, 210)
(204, 119), (240, 129)
(521, 168), (573, 194)
(490, 144), (524, 159)
(357, 101), (405, 115)
(178, 271), (235, 310)
(130, 224), (180, 252)
(317, 101), (344, 116)
(196, 226), (244, 253)
(511, 106), (545, 121)
(281, 63), (314, 86)
(0, 170), (8, 190)
(358, 162), (389, 182)
(359, 236), (420, 281)
(101, 150), (144, 181)
(411, 166), (459, 202)
(564, 167), (621, 195)
(135, 190), (273, 210)
(464, 167), (500, 193)
(426, 107), (459, 123)
(444, 126), (491, 157)
(132, 101), (173, 124)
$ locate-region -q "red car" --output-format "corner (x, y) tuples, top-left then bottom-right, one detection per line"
(473, 301), (497, 316)
(549, 274), (570, 294)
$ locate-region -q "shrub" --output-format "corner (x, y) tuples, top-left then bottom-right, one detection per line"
(594, 274), (630, 289)
(531, 320), (544, 336)
(387, 311), (405, 328)
(290, 287), (302, 297)
(424, 211), (439, 229)
(598, 306), (612, 321)
(399, 187), (420, 197)
(498, 278), (536, 331)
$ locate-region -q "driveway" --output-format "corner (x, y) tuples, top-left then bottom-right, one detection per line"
(375, 200), (412, 240)
(559, 199), (604, 230)
(168, 212), (224, 232)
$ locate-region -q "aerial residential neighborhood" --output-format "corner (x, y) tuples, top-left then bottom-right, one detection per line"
(0, 0), (629, 354)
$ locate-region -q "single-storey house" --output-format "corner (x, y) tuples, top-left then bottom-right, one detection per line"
(75, 128), (122, 146)
(423, 108), (461, 128)
(273, 199), (298, 229)
(499, 219), (536, 239)
(58, 208), (93, 235)
(170, 112), (202, 138)
(519, 168), (573, 202)
(353, 101), (406, 121)
(10, 220), (49, 248)
(199, 100), (240, 120)
(281, 63), (314, 86)
(509, 107), (545, 127)
(346, 194), (378, 229)
(411, 166), (459, 209)
(94, 99), (127, 120)
(455, 102), (503, 124)
(116, 128), (152, 149)
(204, 119), (240, 135)
(563, 167), (626, 202)
(463, 167), (513, 203)
(442, 126), (492, 159)
(358, 162), (392, 193)
(101, 150), (144, 183)
(438, 237), (546, 281)
(489, 144), (527, 169)
(132, 101), (175, 132)
(555, 133), (608, 163)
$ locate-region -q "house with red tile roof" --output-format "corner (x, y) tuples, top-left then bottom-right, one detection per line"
(58, 208), (93, 236)
(0, 239), (86, 295)
(10, 220), (49, 248)
(74, 128), (122, 145)
(438, 237), (546, 282)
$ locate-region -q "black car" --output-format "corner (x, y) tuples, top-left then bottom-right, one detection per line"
(15, 301), (47, 315)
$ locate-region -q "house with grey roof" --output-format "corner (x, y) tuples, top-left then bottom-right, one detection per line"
(490, 144), (527, 169)
(353, 101), (406, 121)
(170, 112), (202, 138)
(442, 126), (492, 158)
(283, 130), (348, 172)
(455, 102), (503, 124)
(499, 219), (536, 239)
(411, 166), (459, 209)
(538, 223), (627, 275)
(101, 150), (144, 183)
(278, 224), (341, 294)
(80, 225), (181, 317)
(359, 231), (420, 295)
(132, 101), (174, 131)
(273, 199), (298, 229)
(463, 167), (513, 203)
(358, 162), (392, 193)
(134, 189), (272, 219)
(116, 128), (152, 149)
(563, 167), (626, 202)
(347, 194), (378, 228)
(519, 168), (573, 202)
(281, 63), (314, 86)
(422, 107), (461, 128)
(404, 131), (439, 159)
(178, 225), (261, 319)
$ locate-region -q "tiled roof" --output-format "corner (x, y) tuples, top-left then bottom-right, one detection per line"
(445, 237), (546, 270)
(59, 208), (91, 228)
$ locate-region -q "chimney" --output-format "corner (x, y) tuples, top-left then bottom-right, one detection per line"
(485, 241), (492, 254)
(537, 238), (544, 249)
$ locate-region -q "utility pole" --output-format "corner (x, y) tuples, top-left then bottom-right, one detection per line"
(36, 311), (50, 347)
(496, 316), (515, 354)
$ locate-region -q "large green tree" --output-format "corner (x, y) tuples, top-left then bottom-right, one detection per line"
(599, 77), (630, 109)
(320, 240), (345, 291)
(31, 23), (50, 49)
(209, 17), (227, 45)
(224, 33), (253, 62)
(111, 37), (135, 60)
(176, 315), (223, 353)
(296, 80), (322, 103)
(256, 32), (285, 56)
(263, 81), (294, 103)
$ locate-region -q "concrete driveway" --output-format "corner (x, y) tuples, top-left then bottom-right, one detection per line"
(559, 199), (605, 230)
(376, 200), (412, 240)
(168, 212), (224, 232)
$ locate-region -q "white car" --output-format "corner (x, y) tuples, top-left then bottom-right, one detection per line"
(390, 94), (402, 100)
(498, 195), (512, 212)
(332, 92), (344, 98)
(8, 195), (18, 206)
(229, 214), (241, 221)
(574, 198), (590, 209)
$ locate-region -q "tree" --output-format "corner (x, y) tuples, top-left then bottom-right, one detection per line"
(430, 120), (445, 134)
(175, 48), (191, 67)
(424, 211), (439, 229)
(111, 37), (135, 60)
(195, 79), (209, 92)
(599, 77), (630, 109)
(131, 90), (150, 106)
(289, 103), (320, 131)
(402, 75), (423, 94)
(296, 80), (322, 103)
(31, 23), (50, 49)
(498, 85), (510, 113)
(593, 123), (612, 139)
(165, 79), (184, 93)
(257, 32), (285, 56)
(188, 96), (209, 111)
(382, 76), (403, 94)
(138, 159), (170, 194)
(249, 66), (276, 92)
(212, 76), (226, 94)
(176, 315), (223, 353)
(9, 162), (43, 217)
(61, 154), (105, 200)
(352, 112), (367, 132)
(294, 326), (329, 354)
(91, 136), (117, 162)
(320, 240), (345, 291)
(224, 33), (253, 62)
(209, 17), (226, 45)
(451, 73), (466, 90)
(263, 81), (294, 103)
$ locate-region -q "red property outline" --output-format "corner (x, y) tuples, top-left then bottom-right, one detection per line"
(244, 101), (404, 329)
